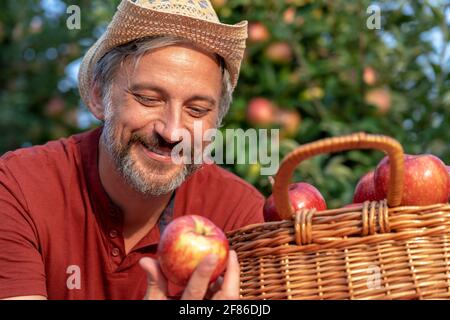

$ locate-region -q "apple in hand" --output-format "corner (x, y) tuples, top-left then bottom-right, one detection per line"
(374, 154), (450, 206)
(353, 171), (383, 203)
(157, 215), (229, 286)
(264, 182), (327, 222)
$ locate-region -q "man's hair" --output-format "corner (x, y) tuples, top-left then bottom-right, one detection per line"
(92, 36), (233, 126)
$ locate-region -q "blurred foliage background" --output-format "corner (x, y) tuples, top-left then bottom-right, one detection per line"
(0, 0), (449, 208)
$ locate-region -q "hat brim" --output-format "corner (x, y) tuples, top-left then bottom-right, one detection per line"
(78, 0), (248, 109)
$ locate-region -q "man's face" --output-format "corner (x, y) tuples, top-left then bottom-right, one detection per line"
(101, 44), (222, 196)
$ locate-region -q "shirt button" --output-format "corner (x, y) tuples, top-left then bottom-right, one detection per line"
(111, 247), (120, 257)
(109, 229), (118, 238)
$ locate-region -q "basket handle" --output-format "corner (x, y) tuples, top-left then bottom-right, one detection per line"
(273, 132), (405, 220)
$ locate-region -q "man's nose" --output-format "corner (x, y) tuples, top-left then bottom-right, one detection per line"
(154, 107), (184, 144)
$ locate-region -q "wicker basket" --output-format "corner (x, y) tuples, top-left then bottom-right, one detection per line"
(227, 132), (450, 300)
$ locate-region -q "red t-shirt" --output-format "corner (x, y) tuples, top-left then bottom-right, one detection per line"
(0, 127), (264, 299)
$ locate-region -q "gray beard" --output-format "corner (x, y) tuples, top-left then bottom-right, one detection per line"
(101, 118), (200, 197)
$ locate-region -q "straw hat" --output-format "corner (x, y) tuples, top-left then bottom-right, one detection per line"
(78, 0), (248, 109)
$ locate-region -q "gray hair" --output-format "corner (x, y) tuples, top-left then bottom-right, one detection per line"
(92, 36), (233, 126)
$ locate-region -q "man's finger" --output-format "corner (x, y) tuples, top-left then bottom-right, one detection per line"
(209, 276), (224, 293)
(213, 250), (240, 300)
(181, 254), (218, 300)
(205, 276), (224, 300)
(139, 257), (168, 300)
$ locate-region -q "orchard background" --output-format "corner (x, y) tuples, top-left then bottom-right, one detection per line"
(1, 0), (449, 208)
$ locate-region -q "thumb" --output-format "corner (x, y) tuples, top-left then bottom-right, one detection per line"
(139, 257), (168, 300)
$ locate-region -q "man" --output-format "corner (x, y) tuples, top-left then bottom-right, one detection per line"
(0, 0), (264, 300)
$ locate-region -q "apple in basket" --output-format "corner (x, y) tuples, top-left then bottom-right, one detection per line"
(264, 182), (327, 222)
(447, 166), (450, 200)
(157, 215), (229, 286)
(343, 203), (362, 209)
(374, 154), (450, 206)
(353, 171), (384, 203)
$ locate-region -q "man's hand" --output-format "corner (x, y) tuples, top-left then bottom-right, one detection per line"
(139, 250), (240, 300)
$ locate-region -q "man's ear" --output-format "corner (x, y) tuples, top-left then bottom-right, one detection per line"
(89, 82), (106, 121)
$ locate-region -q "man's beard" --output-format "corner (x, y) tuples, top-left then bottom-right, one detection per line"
(102, 113), (201, 197)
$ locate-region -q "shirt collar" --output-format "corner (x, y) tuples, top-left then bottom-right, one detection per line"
(78, 126), (123, 228)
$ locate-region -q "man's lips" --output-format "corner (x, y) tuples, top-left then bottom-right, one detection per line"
(139, 142), (174, 163)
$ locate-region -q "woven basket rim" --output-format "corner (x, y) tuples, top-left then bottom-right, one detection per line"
(228, 202), (450, 257)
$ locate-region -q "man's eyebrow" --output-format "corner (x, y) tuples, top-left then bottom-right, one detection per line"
(187, 95), (217, 106)
(128, 83), (217, 106)
(128, 83), (168, 96)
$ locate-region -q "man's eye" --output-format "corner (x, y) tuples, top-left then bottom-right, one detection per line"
(135, 94), (161, 106)
(188, 107), (208, 117)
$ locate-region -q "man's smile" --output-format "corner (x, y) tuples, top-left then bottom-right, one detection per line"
(139, 141), (174, 163)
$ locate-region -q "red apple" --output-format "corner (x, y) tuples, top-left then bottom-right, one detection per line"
(248, 22), (270, 43)
(264, 182), (327, 221)
(283, 7), (296, 24)
(276, 109), (301, 137)
(363, 66), (377, 86)
(343, 203), (363, 209)
(365, 88), (391, 114)
(265, 42), (293, 64)
(447, 166), (450, 199)
(374, 154), (450, 206)
(246, 97), (276, 126)
(353, 171), (384, 203)
(157, 215), (229, 286)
